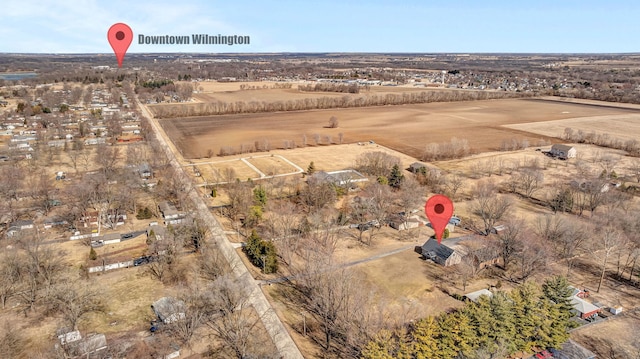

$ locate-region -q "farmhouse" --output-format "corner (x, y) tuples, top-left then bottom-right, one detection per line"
(550, 144), (576, 159)
(417, 238), (463, 266)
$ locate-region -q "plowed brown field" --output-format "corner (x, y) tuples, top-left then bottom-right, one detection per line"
(160, 98), (639, 159)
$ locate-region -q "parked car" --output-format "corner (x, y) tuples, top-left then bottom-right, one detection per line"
(449, 216), (461, 226)
(133, 256), (152, 266)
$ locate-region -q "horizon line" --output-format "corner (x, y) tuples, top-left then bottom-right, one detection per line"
(1, 51), (640, 56)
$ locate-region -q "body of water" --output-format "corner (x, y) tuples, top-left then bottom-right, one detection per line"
(0, 72), (38, 80)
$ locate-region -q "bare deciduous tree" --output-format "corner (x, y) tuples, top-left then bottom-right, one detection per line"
(48, 280), (105, 330)
(203, 274), (275, 358)
(471, 180), (513, 235)
(496, 218), (525, 268)
(514, 168), (544, 198)
(515, 233), (549, 282)
(328, 116), (339, 128)
(355, 151), (401, 177)
(595, 228), (620, 293)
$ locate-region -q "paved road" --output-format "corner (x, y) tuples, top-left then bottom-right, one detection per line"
(138, 99), (304, 359)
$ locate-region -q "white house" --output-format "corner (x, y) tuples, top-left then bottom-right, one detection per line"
(550, 144), (576, 159)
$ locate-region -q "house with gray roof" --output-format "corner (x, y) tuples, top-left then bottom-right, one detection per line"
(416, 238), (463, 266)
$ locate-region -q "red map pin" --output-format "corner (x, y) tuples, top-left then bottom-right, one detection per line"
(107, 23), (133, 68)
(425, 194), (454, 244)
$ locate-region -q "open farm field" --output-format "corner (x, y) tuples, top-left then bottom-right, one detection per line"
(504, 113), (640, 142)
(160, 98), (639, 160)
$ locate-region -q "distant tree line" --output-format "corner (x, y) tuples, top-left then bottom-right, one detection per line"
(298, 83), (360, 93)
(149, 90), (531, 118)
(563, 127), (640, 156)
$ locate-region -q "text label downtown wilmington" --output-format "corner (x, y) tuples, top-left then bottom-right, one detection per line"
(138, 34), (250, 46)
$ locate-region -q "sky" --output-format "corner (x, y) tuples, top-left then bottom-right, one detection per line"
(1, 0), (639, 54)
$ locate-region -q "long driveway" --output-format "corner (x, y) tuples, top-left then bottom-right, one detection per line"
(137, 100), (304, 359)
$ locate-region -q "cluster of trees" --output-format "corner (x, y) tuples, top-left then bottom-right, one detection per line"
(563, 127), (640, 156)
(243, 230), (278, 273)
(422, 137), (471, 161)
(128, 237), (279, 358)
(0, 234), (105, 336)
(299, 82), (360, 93)
(149, 89), (529, 118)
(239, 83), (293, 90)
(215, 131), (345, 157)
(362, 277), (574, 359)
(137, 82), (194, 103)
(498, 137), (547, 151)
(140, 79), (174, 89)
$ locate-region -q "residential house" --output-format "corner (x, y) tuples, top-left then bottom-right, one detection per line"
(470, 246), (501, 270)
(417, 238), (463, 266)
(103, 209), (127, 228)
(152, 297), (186, 324)
(464, 288), (493, 303)
(75, 333), (108, 357)
(569, 287), (601, 319)
(57, 330), (82, 346)
(147, 224), (168, 241)
(138, 162), (152, 178)
(57, 330), (107, 358)
(309, 169), (368, 188)
(43, 217), (68, 230)
(389, 214), (428, 231)
(550, 144), (576, 159)
(79, 211), (100, 228)
(7, 219), (34, 237)
(158, 202), (186, 225)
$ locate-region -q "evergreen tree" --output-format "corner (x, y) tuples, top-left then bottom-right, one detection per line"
(463, 296), (495, 352)
(509, 281), (540, 351)
(263, 241), (278, 274)
(535, 298), (571, 349)
(488, 291), (516, 352)
(551, 188), (573, 213)
(307, 161), (316, 176)
(411, 317), (441, 359)
(437, 311), (474, 359)
(361, 330), (399, 359)
(244, 229), (263, 267)
(388, 164), (405, 189)
(542, 276), (574, 318)
(253, 186), (267, 207)
(89, 247), (97, 261)
(243, 229), (278, 274)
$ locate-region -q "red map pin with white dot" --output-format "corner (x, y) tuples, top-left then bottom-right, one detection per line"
(425, 194), (454, 244)
(107, 23), (133, 68)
